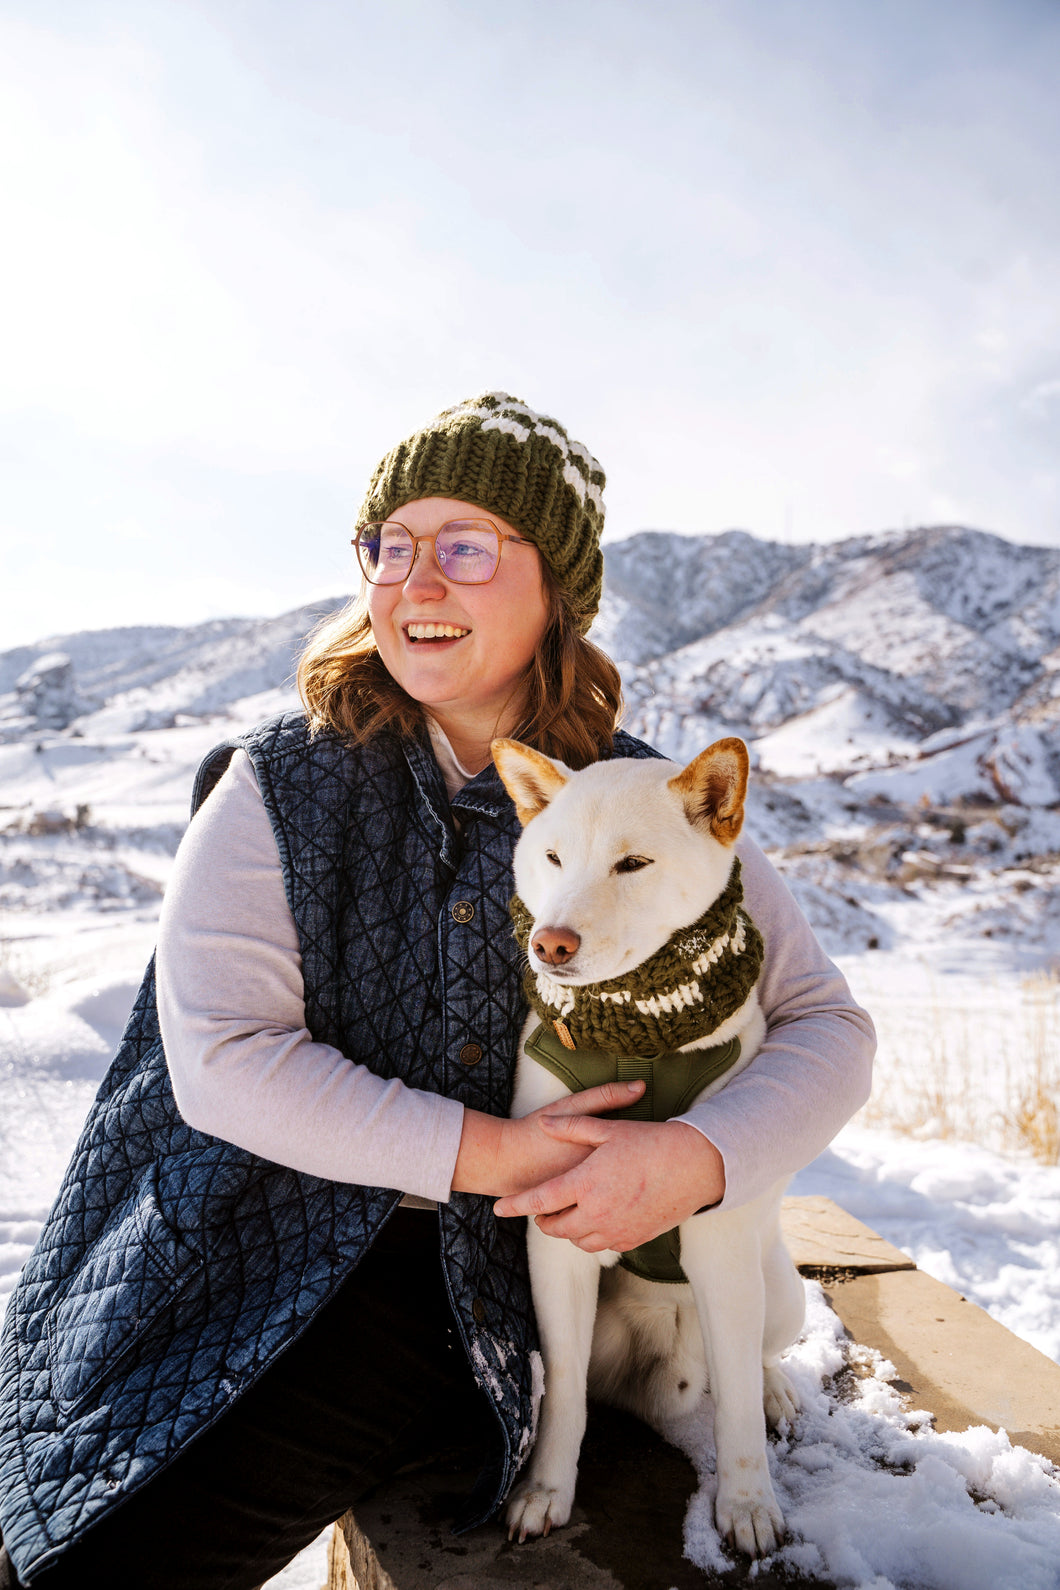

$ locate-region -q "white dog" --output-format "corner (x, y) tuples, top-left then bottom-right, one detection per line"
(492, 736), (806, 1560)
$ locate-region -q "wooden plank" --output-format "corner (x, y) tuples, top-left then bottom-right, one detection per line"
(329, 1405), (813, 1589)
(328, 1513), (401, 1590)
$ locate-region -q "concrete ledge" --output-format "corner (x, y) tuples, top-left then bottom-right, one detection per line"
(779, 1194), (915, 1274)
(326, 1197), (1060, 1589)
(821, 1266), (1060, 1465)
(781, 1196), (1060, 1469)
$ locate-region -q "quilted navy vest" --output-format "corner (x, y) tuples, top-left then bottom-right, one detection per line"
(0, 711), (657, 1580)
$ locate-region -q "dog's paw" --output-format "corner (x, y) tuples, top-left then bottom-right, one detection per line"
(763, 1363), (800, 1428)
(715, 1466), (784, 1559)
(505, 1478), (573, 1542)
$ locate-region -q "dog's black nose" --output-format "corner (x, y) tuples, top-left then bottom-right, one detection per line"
(531, 926), (581, 966)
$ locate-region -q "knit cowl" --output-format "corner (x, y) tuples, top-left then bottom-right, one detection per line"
(509, 858), (764, 1056)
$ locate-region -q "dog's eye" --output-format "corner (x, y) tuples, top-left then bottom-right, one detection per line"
(546, 850), (562, 867)
(614, 854), (653, 874)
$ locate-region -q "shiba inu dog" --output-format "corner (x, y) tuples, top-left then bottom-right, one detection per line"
(492, 737), (805, 1559)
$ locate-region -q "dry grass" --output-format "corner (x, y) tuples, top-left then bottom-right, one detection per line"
(1006, 971), (1060, 1164)
(855, 965), (1060, 1165)
(0, 935), (53, 1002)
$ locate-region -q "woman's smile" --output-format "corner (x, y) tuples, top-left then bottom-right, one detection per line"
(403, 621), (472, 642)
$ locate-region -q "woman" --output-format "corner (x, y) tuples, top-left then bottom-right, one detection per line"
(0, 393), (874, 1588)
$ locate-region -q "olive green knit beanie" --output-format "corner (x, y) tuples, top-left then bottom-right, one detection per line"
(356, 392), (605, 632)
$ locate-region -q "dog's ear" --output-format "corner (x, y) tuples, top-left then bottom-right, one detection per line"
(491, 739), (570, 825)
(668, 737), (749, 846)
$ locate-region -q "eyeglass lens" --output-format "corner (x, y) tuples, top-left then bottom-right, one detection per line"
(357, 521), (501, 584)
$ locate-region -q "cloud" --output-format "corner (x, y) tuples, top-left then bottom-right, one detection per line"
(2, 0), (1059, 648)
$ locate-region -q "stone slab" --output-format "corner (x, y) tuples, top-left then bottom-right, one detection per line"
(324, 1198), (1060, 1588)
(822, 1265), (1060, 1467)
(327, 1404), (830, 1590)
(779, 1195), (914, 1273)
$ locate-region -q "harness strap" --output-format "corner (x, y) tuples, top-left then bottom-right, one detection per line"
(524, 1024), (741, 1122)
(522, 1023), (742, 1283)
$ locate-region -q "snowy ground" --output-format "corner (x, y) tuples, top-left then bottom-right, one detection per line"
(662, 1282), (1060, 1590)
(2, 707), (1059, 1588)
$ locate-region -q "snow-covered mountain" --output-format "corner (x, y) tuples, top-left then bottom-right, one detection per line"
(1, 526), (1058, 961)
(6, 524), (1057, 802)
(599, 525), (1060, 810)
(0, 598), (347, 740)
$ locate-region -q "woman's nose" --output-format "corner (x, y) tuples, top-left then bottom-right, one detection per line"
(401, 540), (447, 597)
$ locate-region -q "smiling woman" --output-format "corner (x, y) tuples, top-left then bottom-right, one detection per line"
(0, 392), (874, 1590)
(297, 413), (623, 769)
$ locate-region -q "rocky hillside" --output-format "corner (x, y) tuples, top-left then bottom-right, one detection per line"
(2, 525), (1058, 960)
(0, 599), (347, 740)
(598, 525), (1060, 809)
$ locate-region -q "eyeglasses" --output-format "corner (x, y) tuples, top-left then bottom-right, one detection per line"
(352, 519), (533, 586)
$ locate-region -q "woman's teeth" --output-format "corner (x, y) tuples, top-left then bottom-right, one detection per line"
(406, 623), (470, 641)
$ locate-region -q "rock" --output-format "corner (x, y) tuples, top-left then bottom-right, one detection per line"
(13, 654), (88, 731)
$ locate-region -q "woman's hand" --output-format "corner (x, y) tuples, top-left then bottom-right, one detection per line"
(451, 1081), (646, 1199)
(492, 1116), (726, 1251)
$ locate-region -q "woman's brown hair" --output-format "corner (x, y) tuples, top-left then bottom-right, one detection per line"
(297, 567), (622, 769)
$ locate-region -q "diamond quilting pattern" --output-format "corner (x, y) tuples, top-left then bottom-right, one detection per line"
(45, 1176), (204, 1411)
(0, 712), (661, 1577)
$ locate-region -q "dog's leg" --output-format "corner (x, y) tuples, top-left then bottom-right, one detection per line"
(679, 1207), (785, 1559)
(761, 1224), (804, 1428)
(506, 1221), (604, 1542)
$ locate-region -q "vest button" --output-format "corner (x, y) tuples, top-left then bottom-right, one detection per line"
(451, 900), (474, 923)
(459, 1043), (483, 1066)
(472, 1297), (486, 1323)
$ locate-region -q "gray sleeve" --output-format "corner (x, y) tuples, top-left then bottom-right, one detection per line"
(673, 833), (875, 1210)
(156, 750), (465, 1201)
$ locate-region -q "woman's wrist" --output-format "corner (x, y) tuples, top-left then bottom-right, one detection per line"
(450, 1107), (506, 1196)
(668, 1120), (727, 1211)
(452, 1109), (553, 1197)
(450, 1087), (642, 1199)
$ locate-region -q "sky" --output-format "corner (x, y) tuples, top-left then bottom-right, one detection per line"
(2, 0), (1060, 649)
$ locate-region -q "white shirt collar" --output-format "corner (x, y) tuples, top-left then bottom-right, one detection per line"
(425, 717), (476, 802)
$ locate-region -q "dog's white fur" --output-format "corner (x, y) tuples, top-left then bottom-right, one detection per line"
(492, 737), (806, 1559)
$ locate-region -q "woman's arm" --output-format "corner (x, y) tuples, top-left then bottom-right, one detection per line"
(158, 751), (635, 1200)
(673, 832), (875, 1210)
(158, 751), (464, 1199)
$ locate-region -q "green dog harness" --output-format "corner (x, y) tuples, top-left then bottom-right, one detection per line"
(524, 1021), (743, 1284)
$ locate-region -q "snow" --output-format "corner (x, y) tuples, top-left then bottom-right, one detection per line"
(792, 1126), (1060, 1367)
(257, 1529), (331, 1590)
(755, 684), (921, 779)
(662, 1286), (1060, 1589)
(2, 534), (1060, 1588)
(847, 726), (1060, 810)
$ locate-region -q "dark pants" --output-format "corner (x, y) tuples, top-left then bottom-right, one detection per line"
(0, 1210), (498, 1590)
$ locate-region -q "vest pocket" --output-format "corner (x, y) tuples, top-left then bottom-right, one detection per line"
(46, 1173), (204, 1412)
